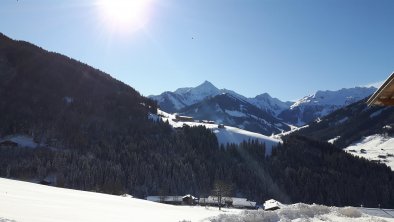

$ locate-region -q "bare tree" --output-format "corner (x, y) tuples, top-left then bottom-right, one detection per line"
(212, 180), (232, 210)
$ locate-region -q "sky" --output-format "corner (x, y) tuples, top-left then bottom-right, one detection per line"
(0, 0), (393, 101)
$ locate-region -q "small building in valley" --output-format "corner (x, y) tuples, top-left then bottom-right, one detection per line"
(173, 114), (194, 122)
(263, 199), (281, 211)
(198, 196), (257, 209)
(146, 194), (257, 209)
(0, 140), (18, 148)
(146, 194), (198, 205)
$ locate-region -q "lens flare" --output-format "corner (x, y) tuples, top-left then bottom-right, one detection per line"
(97, 0), (152, 32)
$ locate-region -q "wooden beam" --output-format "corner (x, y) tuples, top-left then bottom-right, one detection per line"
(377, 98), (394, 106)
(367, 72), (394, 106)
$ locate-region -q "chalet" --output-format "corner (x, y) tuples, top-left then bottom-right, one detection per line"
(231, 197), (257, 209)
(198, 196), (231, 207)
(147, 194), (257, 209)
(182, 194), (198, 205)
(200, 120), (215, 124)
(0, 140), (18, 148)
(218, 124), (225, 129)
(146, 194), (198, 205)
(198, 196), (257, 209)
(263, 199), (281, 211)
(367, 72), (394, 106)
(173, 114), (194, 122)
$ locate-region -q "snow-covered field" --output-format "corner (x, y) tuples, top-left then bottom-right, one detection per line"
(0, 178), (392, 222)
(154, 110), (281, 154)
(344, 134), (394, 170)
(0, 178), (240, 222)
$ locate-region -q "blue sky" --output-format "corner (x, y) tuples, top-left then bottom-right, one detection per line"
(1, 0), (393, 101)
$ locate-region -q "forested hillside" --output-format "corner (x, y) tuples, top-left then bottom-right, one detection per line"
(0, 33), (279, 201)
(269, 136), (394, 207)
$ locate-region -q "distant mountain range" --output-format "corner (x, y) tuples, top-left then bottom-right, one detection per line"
(278, 87), (377, 126)
(150, 82), (376, 135)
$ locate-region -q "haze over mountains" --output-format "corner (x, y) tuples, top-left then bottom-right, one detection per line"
(150, 82), (376, 134)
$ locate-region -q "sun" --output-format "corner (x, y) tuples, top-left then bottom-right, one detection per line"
(97, 0), (152, 32)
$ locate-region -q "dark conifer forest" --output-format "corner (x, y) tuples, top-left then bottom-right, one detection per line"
(0, 33), (393, 208)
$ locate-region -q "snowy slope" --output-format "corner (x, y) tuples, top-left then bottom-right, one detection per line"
(157, 110), (281, 155)
(1, 178), (392, 222)
(344, 134), (394, 170)
(0, 178), (241, 222)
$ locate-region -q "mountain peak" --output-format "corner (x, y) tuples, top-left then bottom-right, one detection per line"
(195, 80), (218, 91)
(255, 93), (272, 100)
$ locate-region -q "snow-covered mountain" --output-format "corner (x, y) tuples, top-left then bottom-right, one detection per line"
(249, 93), (293, 116)
(149, 81), (221, 112)
(278, 87), (376, 126)
(179, 93), (291, 135)
(149, 81), (291, 115)
(151, 82), (377, 132)
(150, 81), (292, 135)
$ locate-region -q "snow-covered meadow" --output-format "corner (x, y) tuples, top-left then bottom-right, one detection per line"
(0, 178), (240, 222)
(0, 178), (393, 222)
(153, 110), (281, 154)
(345, 134), (394, 170)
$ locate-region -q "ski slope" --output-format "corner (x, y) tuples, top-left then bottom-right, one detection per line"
(155, 110), (281, 155)
(0, 178), (240, 222)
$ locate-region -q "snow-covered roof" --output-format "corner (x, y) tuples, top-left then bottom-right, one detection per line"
(232, 198), (256, 207)
(263, 199), (281, 210)
(182, 194), (198, 200)
(146, 196), (183, 202)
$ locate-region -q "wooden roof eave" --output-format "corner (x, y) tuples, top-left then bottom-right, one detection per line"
(367, 72), (394, 106)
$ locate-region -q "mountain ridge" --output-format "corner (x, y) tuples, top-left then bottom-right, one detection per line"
(151, 81), (377, 133)
(149, 81), (292, 115)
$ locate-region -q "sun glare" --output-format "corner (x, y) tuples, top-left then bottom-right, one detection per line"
(97, 0), (152, 32)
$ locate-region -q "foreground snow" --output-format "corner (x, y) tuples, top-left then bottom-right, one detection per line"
(0, 178), (240, 222)
(155, 110), (281, 154)
(0, 178), (392, 222)
(344, 134), (394, 170)
(211, 203), (393, 222)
